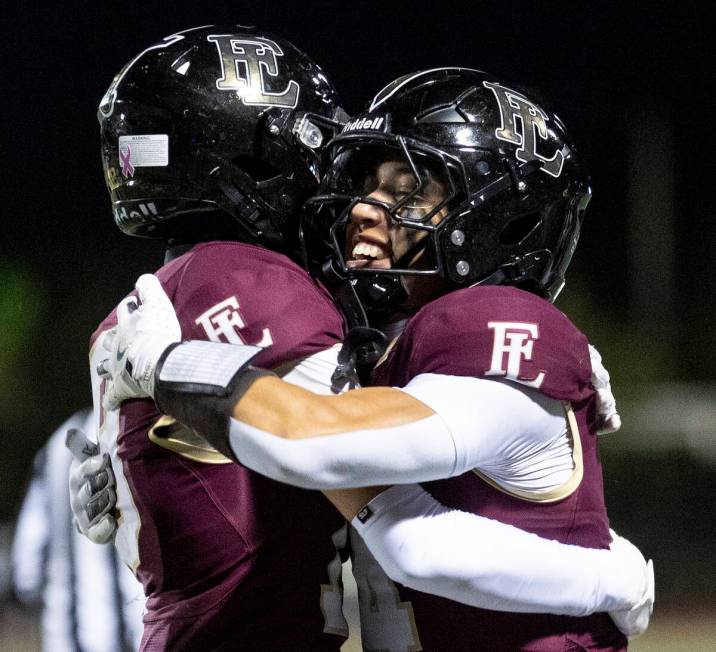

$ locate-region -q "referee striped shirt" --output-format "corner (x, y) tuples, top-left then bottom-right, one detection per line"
(11, 409), (144, 652)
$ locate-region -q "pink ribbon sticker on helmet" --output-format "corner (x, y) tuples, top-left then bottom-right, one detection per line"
(119, 145), (135, 178)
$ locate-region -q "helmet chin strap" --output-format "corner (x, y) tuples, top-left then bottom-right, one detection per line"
(351, 274), (409, 318)
(331, 280), (389, 390)
(471, 268), (508, 288)
(472, 249), (554, 298)
(208, 156), (286, 247)
(333, 276), (370, 329)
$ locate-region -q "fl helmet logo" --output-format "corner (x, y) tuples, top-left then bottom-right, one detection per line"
(207, 35), (300, 108)
(483, 81), (566, 178)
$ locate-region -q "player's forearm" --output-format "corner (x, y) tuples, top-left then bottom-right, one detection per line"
(218, 376), (464, 488)
(151, 340), (438, 468)
(233, 376), (432, 438)
(353, 485), (647, 616)
(323, 487), (388, 520)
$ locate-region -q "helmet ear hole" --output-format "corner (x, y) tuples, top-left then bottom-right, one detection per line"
(498, 212), (541, 246)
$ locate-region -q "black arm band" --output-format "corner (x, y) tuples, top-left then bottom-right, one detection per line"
(153, 341), (276, 461)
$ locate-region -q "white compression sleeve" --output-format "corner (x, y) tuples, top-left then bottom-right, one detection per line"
(227, 373), (567, 490)
(400, 374), (571, 492)
(352, 485), (647, 616)
(227, 413), (458, 489)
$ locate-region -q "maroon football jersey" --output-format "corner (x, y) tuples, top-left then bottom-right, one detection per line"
(90, 242), (348, 651)
(370, 285), (627, 651)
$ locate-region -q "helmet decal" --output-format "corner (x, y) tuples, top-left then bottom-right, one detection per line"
(483, 81), (566, 178)
(119, 144), (135, 178)
(117, 135), (169, 177)
(341, 114), (388, 134)
(207, 35), (300, 107)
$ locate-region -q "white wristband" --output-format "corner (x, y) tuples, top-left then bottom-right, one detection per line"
(159, 341), (263, 390)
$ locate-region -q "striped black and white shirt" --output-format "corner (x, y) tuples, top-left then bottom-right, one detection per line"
(11, 409), (144, 652)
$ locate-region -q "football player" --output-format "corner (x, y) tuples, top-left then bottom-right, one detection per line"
(85, 25), (354, 651)
(94, 68), (653, 650)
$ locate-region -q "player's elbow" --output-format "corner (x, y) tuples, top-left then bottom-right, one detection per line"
(376, 536), (445, 587)
(375, 528), (490, 592)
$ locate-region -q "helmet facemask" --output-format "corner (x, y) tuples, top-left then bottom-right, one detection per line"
(304, 69), (591, 320)
(302, 136), (471, 316)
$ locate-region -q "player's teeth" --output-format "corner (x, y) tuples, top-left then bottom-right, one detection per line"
(353, 243), (369, 256)
(352, 243), (382, 258)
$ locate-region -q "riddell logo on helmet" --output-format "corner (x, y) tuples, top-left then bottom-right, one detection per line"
(114, 202), (159, 223)
(341, 115), (387, 133)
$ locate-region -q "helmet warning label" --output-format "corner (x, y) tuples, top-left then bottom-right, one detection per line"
(118, 134), (169, 177)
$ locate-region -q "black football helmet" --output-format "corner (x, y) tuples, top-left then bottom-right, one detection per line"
(99, 25), (345, 247)
(302, 67), (590, 313)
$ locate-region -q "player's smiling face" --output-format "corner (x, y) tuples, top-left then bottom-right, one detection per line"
(344, 159), (447, 271)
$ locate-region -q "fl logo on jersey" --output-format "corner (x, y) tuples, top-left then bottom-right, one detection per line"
(484, 81), (566, 178)
(208, 34), (300, 108)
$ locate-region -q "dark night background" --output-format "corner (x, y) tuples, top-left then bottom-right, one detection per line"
(1, 0), (714, 638)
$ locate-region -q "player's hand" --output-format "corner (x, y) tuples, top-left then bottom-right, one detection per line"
(66, 428), (117, 545)
(99, 274), (182, 410)
(588, 344), (622, 434)
(607, 529), (655, 638)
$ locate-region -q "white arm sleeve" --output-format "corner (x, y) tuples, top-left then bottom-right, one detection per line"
(228, 413), (457, 489)
(227, 373), (566, 490)
(401, 374), (572, 492)
(352, 484), (648, 616)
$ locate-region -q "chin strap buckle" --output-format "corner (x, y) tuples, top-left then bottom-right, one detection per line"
(331, 326), (389, 392)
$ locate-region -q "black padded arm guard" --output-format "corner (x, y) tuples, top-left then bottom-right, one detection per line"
(153, 341), (276, 461)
